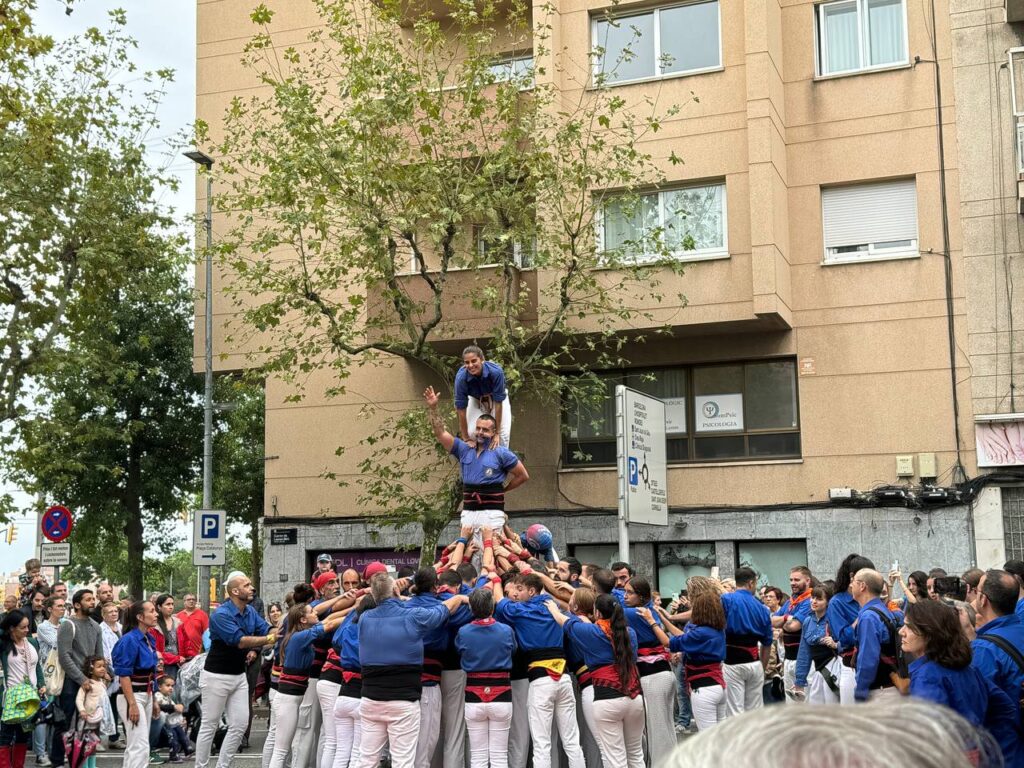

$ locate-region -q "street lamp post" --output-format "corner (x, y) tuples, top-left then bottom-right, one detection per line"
(185, 150), (215, 612)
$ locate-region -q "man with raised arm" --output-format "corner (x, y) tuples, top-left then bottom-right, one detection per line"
(423, 385), (529, 535)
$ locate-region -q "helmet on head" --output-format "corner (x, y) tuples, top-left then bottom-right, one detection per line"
(526, 524), (552, 552)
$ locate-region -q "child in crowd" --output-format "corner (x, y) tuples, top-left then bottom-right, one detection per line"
(76, 656), (109, 768)
(18, 558), (46, 608)
(154, 676), (192, 763)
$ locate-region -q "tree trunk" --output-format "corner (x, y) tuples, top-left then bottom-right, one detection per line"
(123, 437), (145, 599)
(419, 478), (462, 569)
(250, 505), (262, 594)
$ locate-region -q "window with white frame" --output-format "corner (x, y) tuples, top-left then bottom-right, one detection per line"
(592, 0), (721, 85)
(816, 0), (908, 76)
(488, 54), (534, 89)
(473, 224), (534, 268)
(821, 179), (918, 264)
(601, 182), (727, 262)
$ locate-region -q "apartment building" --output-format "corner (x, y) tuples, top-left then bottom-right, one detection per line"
(949, 0), (1024, 567)
(196, 0), (993, 599)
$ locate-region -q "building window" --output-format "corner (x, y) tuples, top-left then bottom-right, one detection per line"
(657, 542), (715, 598)
(569, 544), (620, 569)
(488, 54), (534, 89)
(562, 359), (800, 466)
(816, 0), (908, 77)
(472, 225), (534, 268)
(593, 0), (721, 86)
(821, 179), (918, 264)
(736, 540), (808, 590)
(600, 182), (727, 263)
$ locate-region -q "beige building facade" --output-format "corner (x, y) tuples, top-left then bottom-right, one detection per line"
(196, 0), (1011, 598)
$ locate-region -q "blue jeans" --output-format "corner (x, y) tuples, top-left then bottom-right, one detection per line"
(675, 662), (692, 727)
(32, 723), (46, 756)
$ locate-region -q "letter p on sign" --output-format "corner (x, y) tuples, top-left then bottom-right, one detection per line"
(201, 514), (220, 539)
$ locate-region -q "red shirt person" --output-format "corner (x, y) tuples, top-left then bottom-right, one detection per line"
(176, 592), (209, 660)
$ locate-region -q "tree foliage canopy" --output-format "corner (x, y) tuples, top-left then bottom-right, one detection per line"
(203, 0), (690, 558)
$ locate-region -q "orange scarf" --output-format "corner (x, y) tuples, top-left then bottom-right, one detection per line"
(786, 589), (812, 613)
(596, 618), (614, 641)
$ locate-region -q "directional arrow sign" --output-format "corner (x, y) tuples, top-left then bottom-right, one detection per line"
(193, 509), (226, 566)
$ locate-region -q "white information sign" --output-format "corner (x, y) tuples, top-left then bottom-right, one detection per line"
(664, 397), (687, 435)
(40, 542), (71, 567)
(694, 393), (744, 432)
(617, 386), (668, 526)
(193, 509), (227, 566)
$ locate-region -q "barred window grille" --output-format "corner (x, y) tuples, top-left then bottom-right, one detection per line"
(1002, 487), (1024, 561)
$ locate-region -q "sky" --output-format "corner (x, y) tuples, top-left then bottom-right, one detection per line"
(2, 0), (198, 573)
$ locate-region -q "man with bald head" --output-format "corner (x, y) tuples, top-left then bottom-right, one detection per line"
(195, 573), (276, 768)
(341, 568), (361, 592)
(851, 568), (901, 702)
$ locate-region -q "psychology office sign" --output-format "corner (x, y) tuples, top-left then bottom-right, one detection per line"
(694, 394), (744, 432)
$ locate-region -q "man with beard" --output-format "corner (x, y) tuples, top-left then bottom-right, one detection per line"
(194, 573), (275, 768)
(771, 567), (813, 700)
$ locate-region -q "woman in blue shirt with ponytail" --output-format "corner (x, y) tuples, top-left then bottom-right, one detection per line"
(268, 603), (347, 768)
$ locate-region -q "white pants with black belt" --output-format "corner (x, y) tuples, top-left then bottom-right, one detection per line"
(590, 694), (645, 768)
(268, 690), (306, 768)
(317, 679), (342, 768)
(439, 669), (467, 768)
(292, 682), (321, 768)
(356, 699), (420, 768)
(526, 676), (584, 768)
(465, 701), (513, 768)
(195, 670), (249, 768)
(116, 691), (151, 768)
(507, 679), (530, 768)
(723, 661), (764, 717)
(639, 669), (676, 762)
(839, 663), (857, 705)
(415, 686), (442, 768)
(808, 658), (842, 706)
(332, 695), (363, 768)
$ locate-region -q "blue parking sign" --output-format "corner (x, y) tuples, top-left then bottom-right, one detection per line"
(628, 457), (638, 486)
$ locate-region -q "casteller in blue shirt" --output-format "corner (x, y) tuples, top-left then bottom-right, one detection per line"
(454, 360), (507, 411)
(205, 598), (270, 676)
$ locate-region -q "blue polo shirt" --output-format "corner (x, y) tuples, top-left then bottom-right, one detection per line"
(456, 619), (516, 672)
(854, 598), (899, 701)
(668, 624), (725, 663)
(973, 614), (1024, 753)
(454, 361), (508, 410)
(205, 601), (271, 675)
(562, 616), (637, 668)
(722, 590), (773, 647)
(450, 438), (519, 486)
(112, 628), (159, 691)
(495, 595), (563, 651)
(826, 592), (860, 654)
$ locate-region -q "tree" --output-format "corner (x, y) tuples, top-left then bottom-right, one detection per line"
(6, 243), (202, 600)
(213, 378), (265, 593)
(204, 0), (690, 562)
(0, 6), (176, 434)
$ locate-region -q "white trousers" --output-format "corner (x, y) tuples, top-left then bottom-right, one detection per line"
(869, 686), (901, 703)
(466, 394), (512, 446)
(690, 685), (726, 731)
(807, 658), (841, 706)
(527, 675), (584, 768)
(357, 699), (420, 768)
(293, 682), (321, 768)
(590, 695), (645, 768)
(332, 695), (363, 768)
(117, 691), (151, 768)
(318, 679), (342, 768)
(464, 701), (512, 768)
(722, 662), (763, 717)
(415, 686), (443, 768)
(839, 664), (856, 706)
(578, 685), (603, 768)
(440, 670), (467, 768)
(508, 679), (530, 768)
(195, 670), (249, 768)
(268, 691), (305, 768)
(262, 688), (278, 768)
(639, 670), (675, 764)
(782, 659), (797, 702)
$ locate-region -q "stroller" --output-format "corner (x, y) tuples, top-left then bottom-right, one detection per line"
(178, 654), (228, 752)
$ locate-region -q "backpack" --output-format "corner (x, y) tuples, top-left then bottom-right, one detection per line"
(868, 607), (910, 694)
(978, 632), (1024, 730)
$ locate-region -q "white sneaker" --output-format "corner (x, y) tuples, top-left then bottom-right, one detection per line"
(35, 756), (52, 766)
(95, 742), (108, 752)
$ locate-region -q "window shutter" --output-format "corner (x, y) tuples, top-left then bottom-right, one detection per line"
(821, 179), (917, 248)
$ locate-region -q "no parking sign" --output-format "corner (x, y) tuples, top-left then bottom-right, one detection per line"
(41, 505), (73, 543)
